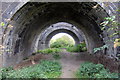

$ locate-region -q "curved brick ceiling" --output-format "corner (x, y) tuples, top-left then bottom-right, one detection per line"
(1, 2), (119, 67)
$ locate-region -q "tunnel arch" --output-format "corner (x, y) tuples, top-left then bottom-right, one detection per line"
(48, 32), (76, 48)
(38, 29), (82, 49)
(1, 2), (119, 67)
(35, 22), (85, 51)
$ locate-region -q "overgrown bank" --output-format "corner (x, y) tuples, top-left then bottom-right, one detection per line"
(0, 60), (62, 79)
(76, 62), (118, 78)
(0, 48), (119, 79)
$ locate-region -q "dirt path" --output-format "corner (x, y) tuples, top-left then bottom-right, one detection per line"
(13, 49), (89, 78)
(59, 49), (85, 78)
(12, 48), (119, 78)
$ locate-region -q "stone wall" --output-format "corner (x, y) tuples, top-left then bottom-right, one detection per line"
(0, 1), (119, 67)
(36, 22), (85, 51)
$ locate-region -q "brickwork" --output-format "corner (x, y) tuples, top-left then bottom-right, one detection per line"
(0, 1), (119, 67)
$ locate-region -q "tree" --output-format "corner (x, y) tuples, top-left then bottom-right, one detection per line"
(50, 35), (75, 48)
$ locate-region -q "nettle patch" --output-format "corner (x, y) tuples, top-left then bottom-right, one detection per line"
(35, 48), (61, 60)
(36, 48), (61, 54)
(0, 60), (62, 79)
(66, 42), (87, 52)
(76, 62), (118, 78)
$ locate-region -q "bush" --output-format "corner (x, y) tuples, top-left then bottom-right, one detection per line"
(37, 48), (61, 54)
(76, 62), (118, 78)
(67, 45), (80, 52)
(5, 60), (61, 78)
(0, 66), (13, 79)
(53, 54), (61, 60)
(50, 40), (73, 48)
(36, 48), (61, 60)
(67, 42), (87, 52)
(50, 35), (74, 48)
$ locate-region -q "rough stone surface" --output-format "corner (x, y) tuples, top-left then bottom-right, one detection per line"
(0, 1), (119, 67)
(36, 22), (85, 51)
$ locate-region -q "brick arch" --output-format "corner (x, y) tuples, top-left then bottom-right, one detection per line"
(36, 22), (85, 51)
(1, 2), (119, 67)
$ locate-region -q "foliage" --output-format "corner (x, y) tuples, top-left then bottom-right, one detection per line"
(114, 38), (120, 47)
(0, 66), (13, 79)
(36, 48), (61, 60)
(76, 62), (118, 78)
(93, 44), (109, 53)
(50, 35), (74, 48)
(100, 15), (119, 38)
(3, 60), (61, 78)
(94, 15), (120, 53)
(0, 22), (5, 26)
(67, 42), (87, 52)
(52, 54), (61, 60)
(37, 48), (61, 54)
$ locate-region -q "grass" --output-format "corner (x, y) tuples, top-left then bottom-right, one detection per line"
(36, 48), (61, 60)
(0, 66), (13, 79)
(1, 60), (62, 79)
(52, 54), (61, 60)
(76, 62), (118, 78)
(67, 43), (87, 52)
(36, 48), (61, 54)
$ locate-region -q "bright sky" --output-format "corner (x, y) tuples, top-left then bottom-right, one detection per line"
(51, 33), (74, 40)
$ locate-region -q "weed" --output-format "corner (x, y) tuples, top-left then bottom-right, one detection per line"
(4, 60), (62, 78)
(76, 62), (118, 78)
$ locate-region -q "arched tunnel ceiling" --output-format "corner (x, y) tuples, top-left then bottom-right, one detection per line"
(1, 1), (119, 67)
(36, 22), (85, 50)
(8, 2), (107, 54)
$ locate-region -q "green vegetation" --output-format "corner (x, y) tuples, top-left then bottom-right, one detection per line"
(100, 16), (119, 38)
(50, 35), (74, 48)
(37, 48), (61, 54)
(36, 48), (61, 60)
(0, 66), (13, 79)
(0, 22), (5, 26)
(1, 60), (61, 78)
(76, 62), (118, 78)
(94, 44), (109, 53)
(94, 15), (120, 53)
(67, 42), (87, 52)
(52, 54), (61, 60)
(49, 34), (87, 52)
